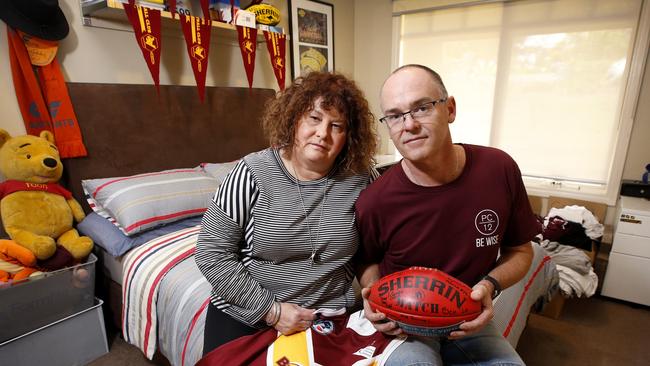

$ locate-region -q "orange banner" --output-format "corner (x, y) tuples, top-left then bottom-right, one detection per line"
(236, 26), (257, 90)
(263, 31), (286, 91)
(7, 27), (87, 158)
(123, 3), (162, 92)
(180, 14), (212, 102)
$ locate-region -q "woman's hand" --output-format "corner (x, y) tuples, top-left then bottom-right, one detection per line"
(361, 287), (403, 336)
(270, 302), (317, 335)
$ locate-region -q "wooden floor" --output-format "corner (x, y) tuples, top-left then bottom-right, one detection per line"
(517, 295), (650, 365)
(517, 240), (650, 365)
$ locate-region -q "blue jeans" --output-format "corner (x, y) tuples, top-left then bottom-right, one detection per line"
(385, 322), (525, 366)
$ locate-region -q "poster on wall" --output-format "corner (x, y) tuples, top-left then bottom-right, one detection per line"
(289, 0), (334, 79)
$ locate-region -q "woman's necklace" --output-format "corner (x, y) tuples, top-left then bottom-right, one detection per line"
(292, 164), (328, 265)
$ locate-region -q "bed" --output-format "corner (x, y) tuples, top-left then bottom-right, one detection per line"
(62, 82), (273, 365)
(62, 83), (558, 366)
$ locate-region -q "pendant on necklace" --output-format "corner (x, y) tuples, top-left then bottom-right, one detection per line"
(309, 251), (316, 265)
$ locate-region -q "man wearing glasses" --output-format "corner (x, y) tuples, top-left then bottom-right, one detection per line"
(355, 64), (538, 366)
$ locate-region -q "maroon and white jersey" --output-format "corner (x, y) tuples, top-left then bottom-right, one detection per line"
(197, 309), (404, 366)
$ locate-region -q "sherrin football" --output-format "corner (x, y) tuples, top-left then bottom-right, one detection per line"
(247, 3), (281, 26)
(368, 267), (482, 336)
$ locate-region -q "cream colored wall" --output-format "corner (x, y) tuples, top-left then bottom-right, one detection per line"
(2, 0), (645, 178)
(0, 27), (23, 136)
(622, 45), (650, 182)
(0, 0), (355, 137)
(0, 0), (291, 135)
(353, 0), (393, 155)
(327, 0), (354, 77)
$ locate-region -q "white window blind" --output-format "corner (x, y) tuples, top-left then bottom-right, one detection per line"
(395, 0), (648, 204)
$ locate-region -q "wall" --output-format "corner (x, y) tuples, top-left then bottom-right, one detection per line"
(1, 0), (645, 186)
(0, 0), (355, 136)
(0, 0), (265, 134)
(0, 24), (23, 136)
(327, 0), (355, 77)
(622, 45), (650, 181)
(353, 0), (393, 155)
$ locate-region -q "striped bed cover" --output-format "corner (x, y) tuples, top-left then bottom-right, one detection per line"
(122, 228), (556, 366)
(493, 243), (557, 347)
(122, 225), (210, 366)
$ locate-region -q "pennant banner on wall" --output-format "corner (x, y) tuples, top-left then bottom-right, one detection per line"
(168, 0), (177, 18)
(236, 25), (257, 90)
(199, 0), (210, 19)
(123, 3), (162, 92)
(180, 15), (212, 102)
(263, 31), (286, 91)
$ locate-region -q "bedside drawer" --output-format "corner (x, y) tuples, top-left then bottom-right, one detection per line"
(616, 213), (650, 237)
(601, 252), (650, 306)
(611, 233), (650, 258)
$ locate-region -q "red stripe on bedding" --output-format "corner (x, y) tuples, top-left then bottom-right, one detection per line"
(142, 247), (196, 355)
(503, 255), (552, 337)
(121, 228), (201, 331)
(182, 298), (211, 366)
(124, 208), (207, 233)
(92, 169), (198, 197)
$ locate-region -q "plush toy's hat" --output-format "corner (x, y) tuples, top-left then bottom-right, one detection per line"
(0, 0), (69, 41)
(19, 30), (59, 66)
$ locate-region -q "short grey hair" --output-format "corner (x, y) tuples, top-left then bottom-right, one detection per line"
(390, 64), (449, 98)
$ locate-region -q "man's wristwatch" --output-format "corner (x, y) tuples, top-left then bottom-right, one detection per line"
(481, 275), (502, 299)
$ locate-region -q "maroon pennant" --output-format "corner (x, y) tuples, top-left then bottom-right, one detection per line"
(263, 31), (287, 91)
(123, 3), (162, 92)
(236, 25), (257, 89)
(168, 0), (177, 18)
(180, 14), (212, 102)
(199, 0), (210, 19)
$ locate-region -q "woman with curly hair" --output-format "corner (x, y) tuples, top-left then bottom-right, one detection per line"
(196, 72), (379, 356)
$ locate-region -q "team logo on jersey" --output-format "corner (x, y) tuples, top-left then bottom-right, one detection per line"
(312, 319), (334, 335)
(475, 209), (499, 236)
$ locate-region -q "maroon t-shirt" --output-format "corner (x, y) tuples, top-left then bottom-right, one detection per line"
(355, 144), (540, 286)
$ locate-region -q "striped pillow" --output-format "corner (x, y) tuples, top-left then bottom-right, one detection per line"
(82, 168), (218, 236)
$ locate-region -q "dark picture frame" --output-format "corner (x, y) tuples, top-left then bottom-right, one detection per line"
(288, 0), (334, 79)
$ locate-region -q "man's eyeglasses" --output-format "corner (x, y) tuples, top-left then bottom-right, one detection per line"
(379, 99), (447, 129)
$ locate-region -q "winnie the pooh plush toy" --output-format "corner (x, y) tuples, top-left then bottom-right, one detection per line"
(0, 129), (93, 265)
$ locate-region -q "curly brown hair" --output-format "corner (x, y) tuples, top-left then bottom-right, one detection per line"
(262, 72), (377, 174)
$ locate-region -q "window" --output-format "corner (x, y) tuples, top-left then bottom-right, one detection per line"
(393, 0), (649, 204)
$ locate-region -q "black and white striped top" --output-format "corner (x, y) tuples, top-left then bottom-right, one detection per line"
(195, 148), (377, 326)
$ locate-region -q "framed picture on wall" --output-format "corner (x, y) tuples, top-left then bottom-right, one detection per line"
(289, 0), (334, 79)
